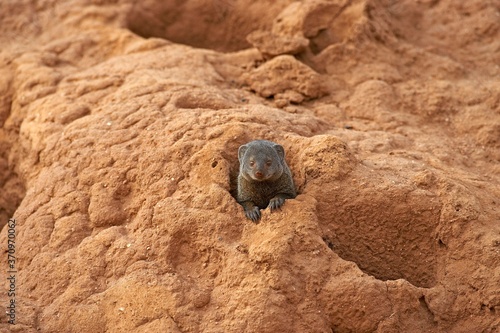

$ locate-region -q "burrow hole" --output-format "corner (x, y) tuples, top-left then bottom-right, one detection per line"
(126, 0), (293, 52)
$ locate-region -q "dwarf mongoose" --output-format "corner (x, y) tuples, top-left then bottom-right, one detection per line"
(237, 140), (296, 222)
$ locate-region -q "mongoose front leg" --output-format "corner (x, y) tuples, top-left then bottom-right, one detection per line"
(240, 201), (261, 222)
(268, 194), (288, 212)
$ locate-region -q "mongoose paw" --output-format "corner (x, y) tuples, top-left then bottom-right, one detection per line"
(245, 206), (261, 223)
(269, 196), (285, 212)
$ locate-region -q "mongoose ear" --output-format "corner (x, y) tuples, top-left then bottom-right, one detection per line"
(238, 144), (248, 162)
(273, 144), (285, 160)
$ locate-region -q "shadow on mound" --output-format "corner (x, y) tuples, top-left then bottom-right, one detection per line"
(0, 79), (25, 230)
(318, 176), (440, 288)
(126, 0), (293, 52)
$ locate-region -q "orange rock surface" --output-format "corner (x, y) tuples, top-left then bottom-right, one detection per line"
(0, 0), (499, 332)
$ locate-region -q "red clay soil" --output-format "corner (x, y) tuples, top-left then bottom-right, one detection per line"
(0, 0), (499, 332)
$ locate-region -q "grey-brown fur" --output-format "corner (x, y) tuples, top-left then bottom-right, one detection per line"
(237, 140), (296, 222)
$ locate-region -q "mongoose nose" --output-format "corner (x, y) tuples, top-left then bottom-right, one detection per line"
(255, 171), (264, 179)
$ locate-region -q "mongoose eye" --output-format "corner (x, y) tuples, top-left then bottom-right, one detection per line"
(266, 160), (272, 166)
(249, 161), (255, 167)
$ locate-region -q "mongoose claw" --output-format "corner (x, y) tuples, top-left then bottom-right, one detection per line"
(269, 196), (285, 212)
(245, 206), (261, 223)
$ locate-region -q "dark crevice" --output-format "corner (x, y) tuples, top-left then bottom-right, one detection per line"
(322, 236), (335, 251)
(0, 97), (26, 230)
(419, 295), (436, 323)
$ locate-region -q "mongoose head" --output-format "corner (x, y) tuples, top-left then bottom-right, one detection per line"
(238, 140), (285, 182)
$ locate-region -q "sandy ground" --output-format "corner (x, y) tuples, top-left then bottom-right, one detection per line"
(0, 0), (499, 332)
